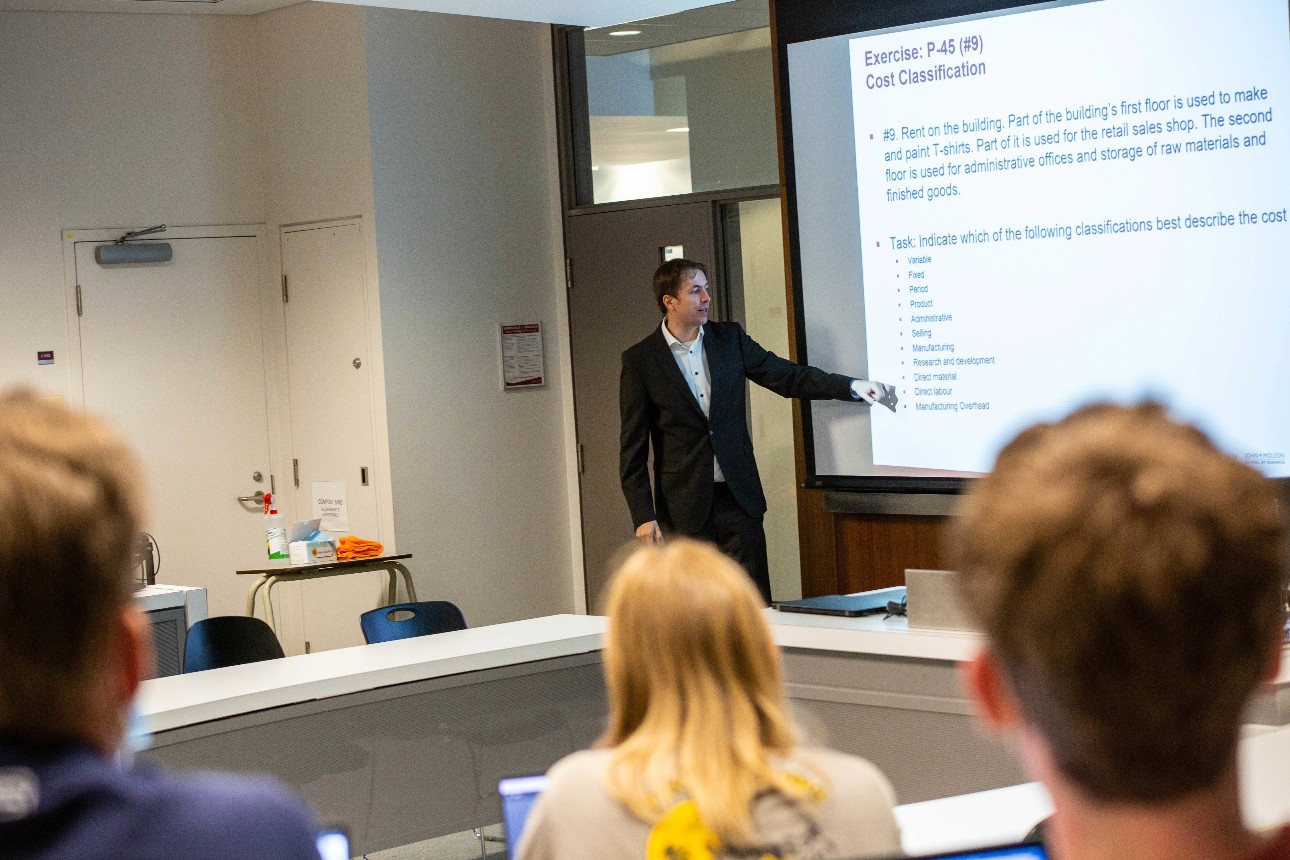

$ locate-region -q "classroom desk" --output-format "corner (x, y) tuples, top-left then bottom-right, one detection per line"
(138, 612), (1290, 856)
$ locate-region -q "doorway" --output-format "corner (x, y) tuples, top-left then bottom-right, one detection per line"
(280, 218), (392, 652)
(566, 200), (716, 608)
(566, 193), (795, 607)
(64, 225), (289, 622)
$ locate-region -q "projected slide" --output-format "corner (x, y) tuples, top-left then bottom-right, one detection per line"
(846, 0), (1290, 476)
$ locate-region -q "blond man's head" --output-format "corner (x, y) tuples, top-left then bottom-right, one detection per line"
(0, 390), (146, 742)
(952, 402), (1286, 802)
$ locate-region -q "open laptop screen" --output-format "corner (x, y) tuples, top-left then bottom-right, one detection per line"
(498, 774), (550, 857)
(885, 843), (1047, 860)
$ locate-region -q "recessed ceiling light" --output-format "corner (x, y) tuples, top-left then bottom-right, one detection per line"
(665, 127), (690, 133)
(609, 30), (642, 36)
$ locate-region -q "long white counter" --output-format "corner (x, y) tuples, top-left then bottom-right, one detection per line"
(138, 614), (605, 733)
(138, 611), (1290, 855)
(140, 609), (1290, 733)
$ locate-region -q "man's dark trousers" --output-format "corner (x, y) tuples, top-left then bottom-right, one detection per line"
(687, 481), (771, 603)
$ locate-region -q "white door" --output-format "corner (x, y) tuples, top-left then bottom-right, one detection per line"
(69, 227), (282, 623)
(282, 220), (386, 651)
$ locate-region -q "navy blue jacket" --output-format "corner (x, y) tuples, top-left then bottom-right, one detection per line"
(0, 738), (320, 860)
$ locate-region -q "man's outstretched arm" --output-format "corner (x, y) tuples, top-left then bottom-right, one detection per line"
(738, 324), (890, 402)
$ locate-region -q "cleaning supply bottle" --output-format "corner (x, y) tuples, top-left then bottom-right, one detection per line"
(264, 493), (288, 560)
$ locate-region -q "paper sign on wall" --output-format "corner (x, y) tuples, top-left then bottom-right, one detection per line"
(500, 323), (545, 389)
(312, 482), (349, 532)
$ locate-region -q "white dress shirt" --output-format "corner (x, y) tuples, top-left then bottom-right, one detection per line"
(661, 321), (725, 482)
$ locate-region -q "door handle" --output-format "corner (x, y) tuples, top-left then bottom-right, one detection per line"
(238, 491), (266, 504)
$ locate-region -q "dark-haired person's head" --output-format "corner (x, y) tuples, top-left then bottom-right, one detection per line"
(952, 402), (1286, 808)
(0, 389), (151, 752)
(652, 258), (708, 315)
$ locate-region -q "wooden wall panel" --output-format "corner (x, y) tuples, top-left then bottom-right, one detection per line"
(796, 487), (840, 597)
(795, 489), (952, 596)
(792, 420), (953, 596)
(834, 513), (950, 594)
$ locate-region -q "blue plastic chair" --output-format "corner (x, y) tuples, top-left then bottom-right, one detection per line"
(184, 616), (285, 672)
(360, 601), (467, 644)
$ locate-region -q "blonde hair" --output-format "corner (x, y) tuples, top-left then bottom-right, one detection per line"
(0, 390), (146, 741)
(599, 539), (814, 847)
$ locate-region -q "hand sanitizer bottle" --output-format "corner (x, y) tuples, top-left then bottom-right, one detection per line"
(264, 493), (288, 560)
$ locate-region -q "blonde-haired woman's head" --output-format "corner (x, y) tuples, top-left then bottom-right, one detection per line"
(602, 539), (789, 748)
(600, 539), (803, 845)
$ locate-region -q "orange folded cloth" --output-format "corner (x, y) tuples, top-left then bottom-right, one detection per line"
(337, 535), (384, 560)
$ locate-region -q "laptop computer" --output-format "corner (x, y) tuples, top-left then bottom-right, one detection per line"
(498, 774), (551, 858)
(876, 842), (1048, 860)
(772, 586), (906, 617)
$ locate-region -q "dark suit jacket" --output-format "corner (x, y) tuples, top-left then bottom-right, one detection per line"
(620, 321), (855, 534)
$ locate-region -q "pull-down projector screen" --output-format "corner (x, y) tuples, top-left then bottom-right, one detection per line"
(782, 0), (1290, 490)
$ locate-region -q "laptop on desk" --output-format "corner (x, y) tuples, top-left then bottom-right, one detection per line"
(772, 586), (906, 617)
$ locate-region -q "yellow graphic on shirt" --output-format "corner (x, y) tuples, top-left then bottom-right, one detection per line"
(645, 773), (830, 860)
(646, 800), (719, 860)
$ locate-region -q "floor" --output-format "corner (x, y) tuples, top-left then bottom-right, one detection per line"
(361, 826), (506, 860)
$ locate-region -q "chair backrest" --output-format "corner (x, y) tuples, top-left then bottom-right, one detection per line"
(184, 616), (285, 672)
(360, 601), (467, 644)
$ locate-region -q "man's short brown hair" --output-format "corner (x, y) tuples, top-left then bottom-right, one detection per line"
(952, 402), (1286, 802)
(0, 390), (145, 741)
(652, 258), (708, 315)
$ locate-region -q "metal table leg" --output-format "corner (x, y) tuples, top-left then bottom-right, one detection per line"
(262, 575), (281, 633)
(385, 568), (398, 606)
(391, 562), (418, 602)
(246, 575), (271, 618)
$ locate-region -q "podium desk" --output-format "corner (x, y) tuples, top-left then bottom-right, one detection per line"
(768, 608), (1290, 804)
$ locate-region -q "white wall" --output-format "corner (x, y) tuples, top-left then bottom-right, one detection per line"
(0, 12), (265, 399)
(364, 8), (579, 625)
(257, 3), (376, 227)
(739, 198), (802, 600)
(0, 6), (580, 632)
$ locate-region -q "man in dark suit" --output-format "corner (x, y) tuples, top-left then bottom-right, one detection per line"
(620, 259), (889, 603)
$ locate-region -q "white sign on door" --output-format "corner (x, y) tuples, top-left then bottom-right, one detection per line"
(312, 481), (349, 532)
